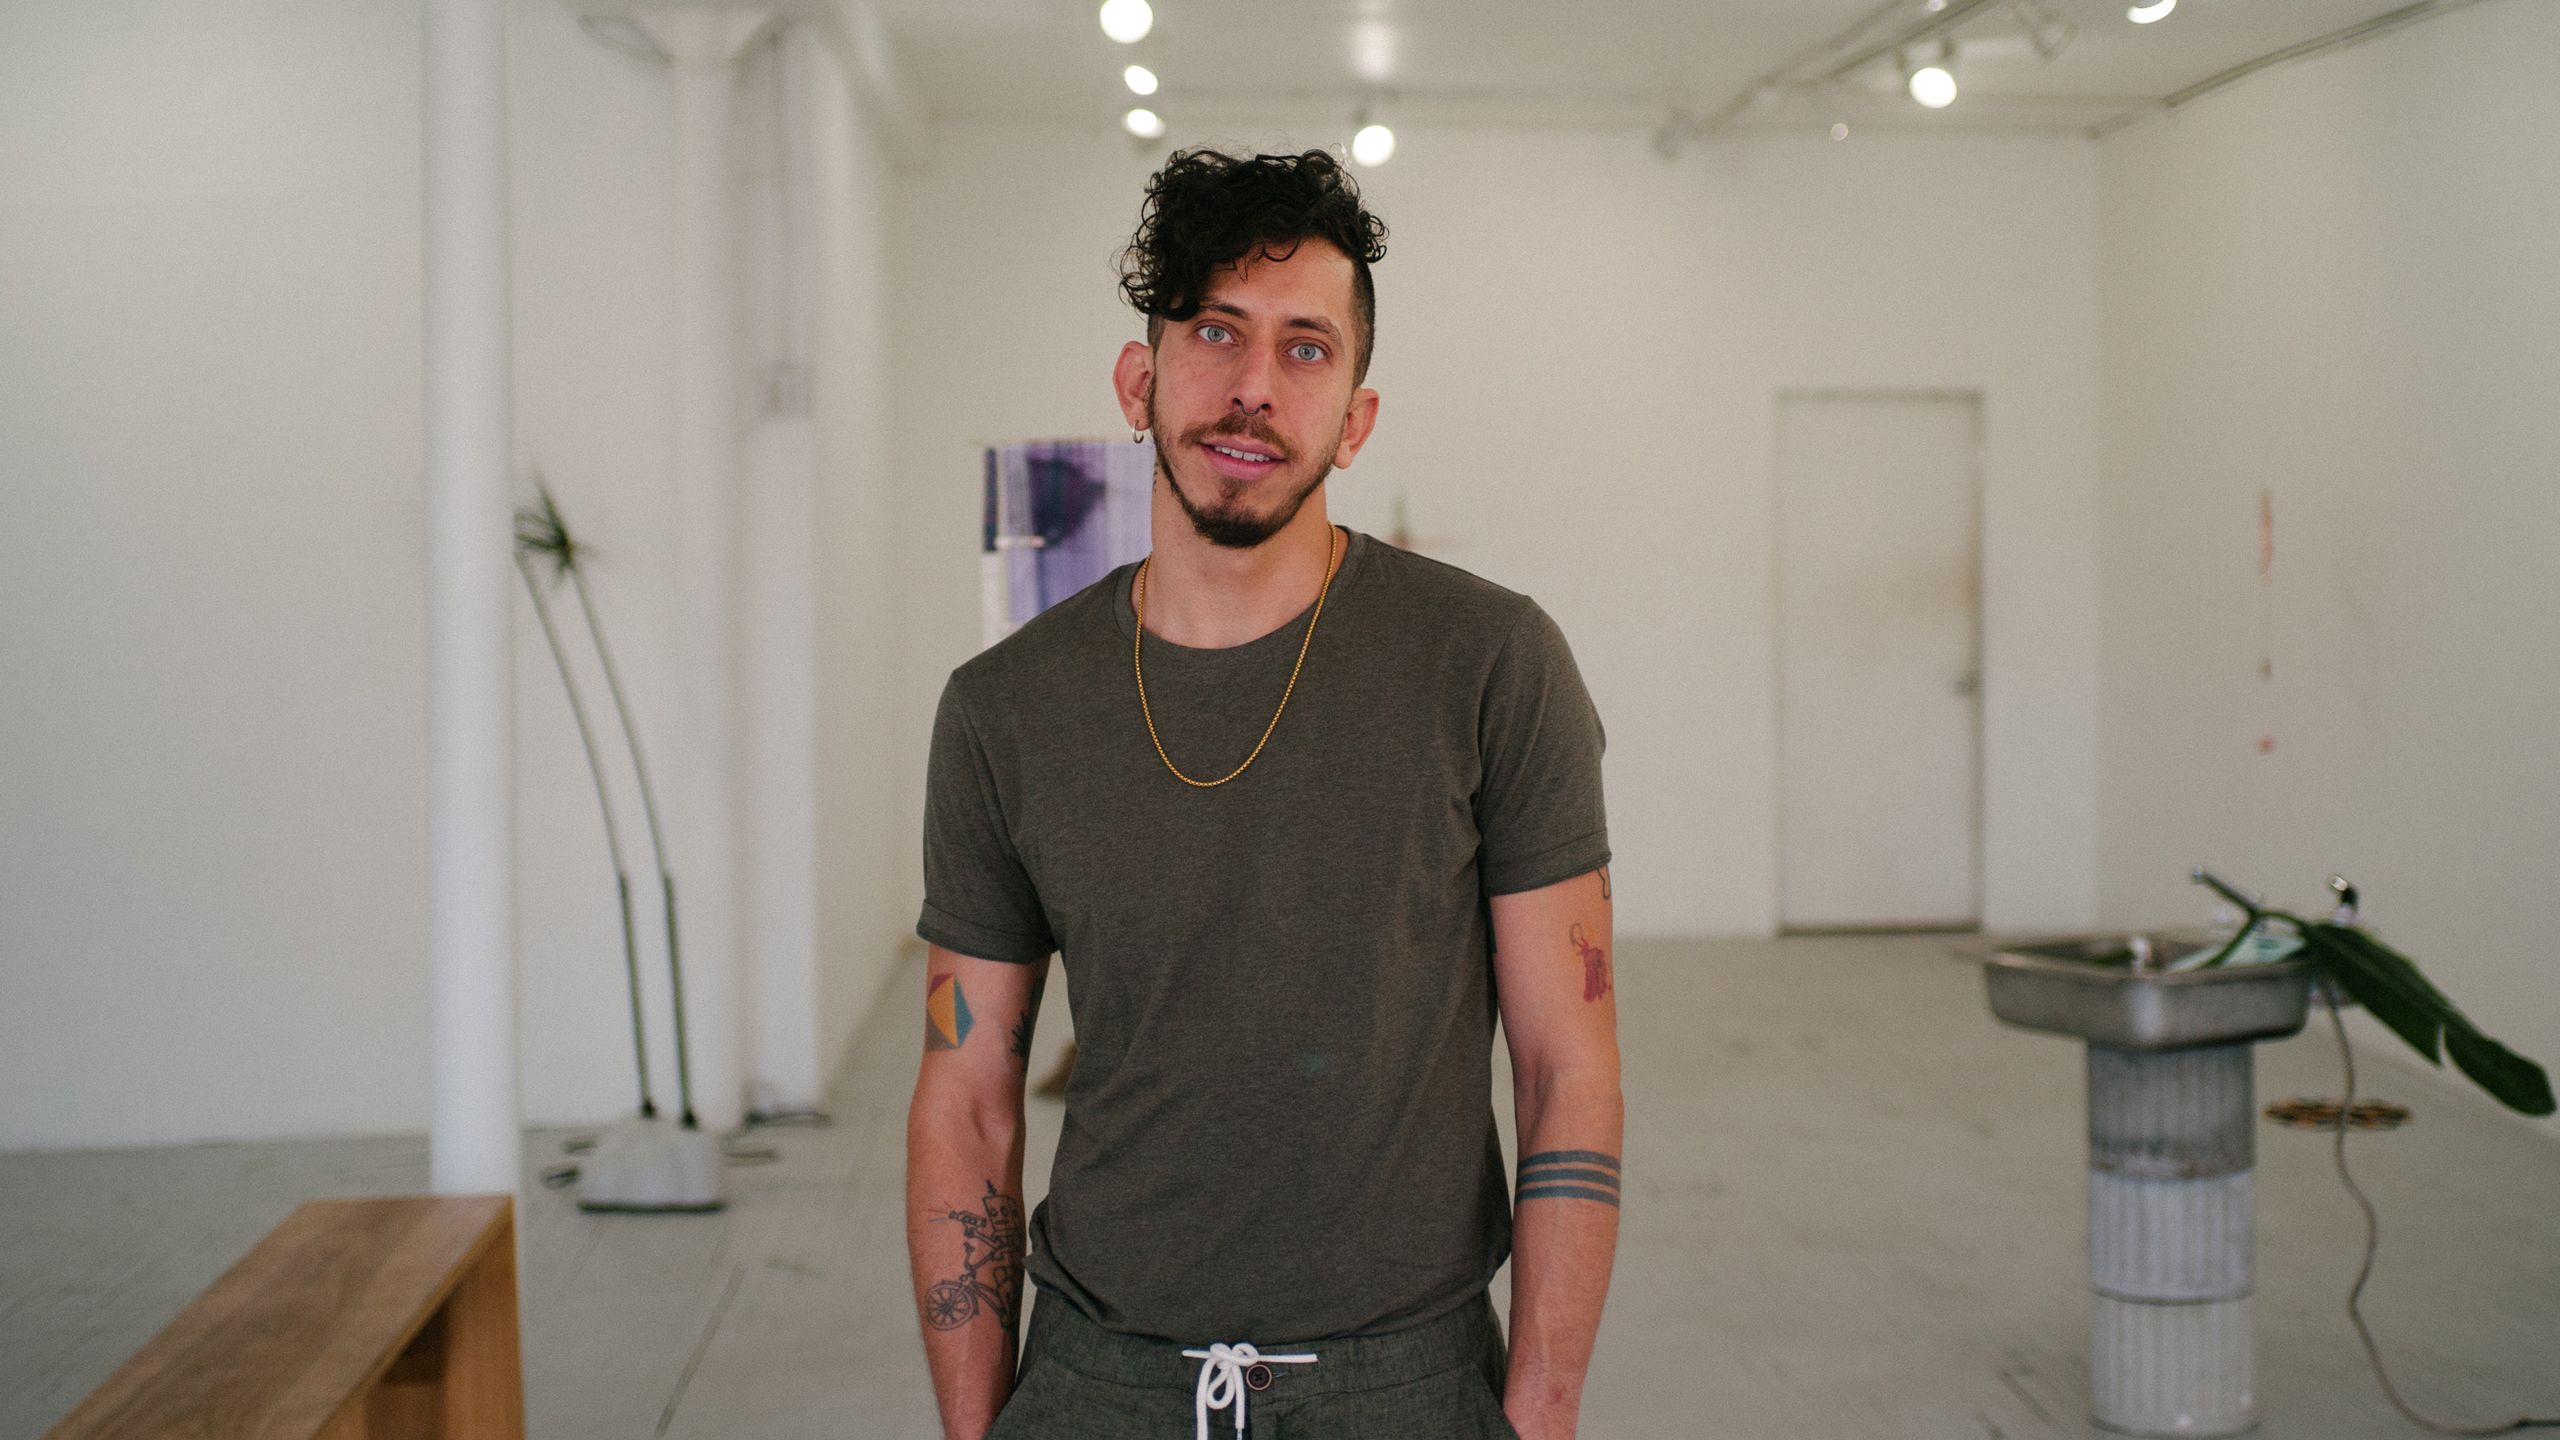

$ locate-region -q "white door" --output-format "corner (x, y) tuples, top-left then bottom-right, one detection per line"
(1775, 392), (1982, 930)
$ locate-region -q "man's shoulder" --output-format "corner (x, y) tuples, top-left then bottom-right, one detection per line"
(1358, 536), (1547, 646)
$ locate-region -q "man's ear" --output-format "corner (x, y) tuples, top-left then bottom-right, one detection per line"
(1112, 341), (1154, 434)
(1330, 386), (1381, 469)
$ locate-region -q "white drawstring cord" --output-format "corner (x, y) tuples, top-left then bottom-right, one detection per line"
(1178, 1341), (1317, 1440)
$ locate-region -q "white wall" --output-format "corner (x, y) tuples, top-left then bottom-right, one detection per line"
(2093, 0), (2560, 1132)
(883, 122), (2102, 940)
(0, 0), (434, 1149)
(0, 1), (904, 1150)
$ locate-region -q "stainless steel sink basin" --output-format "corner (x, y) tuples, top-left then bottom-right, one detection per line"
(1974, 933), (2315, 1052)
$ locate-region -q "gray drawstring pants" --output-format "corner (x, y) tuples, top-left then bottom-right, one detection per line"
(987, 1286), (1523, 1440)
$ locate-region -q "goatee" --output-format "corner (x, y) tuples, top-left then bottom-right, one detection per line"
(1147, 393), (1336, 550)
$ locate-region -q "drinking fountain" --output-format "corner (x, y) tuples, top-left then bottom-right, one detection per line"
(1972, 920), (2317, 1437)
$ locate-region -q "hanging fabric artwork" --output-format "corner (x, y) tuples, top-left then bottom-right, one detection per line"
(981, 438), (1156, 646)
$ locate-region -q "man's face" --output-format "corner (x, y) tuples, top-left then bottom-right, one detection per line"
(1115, 237), (1379, 550)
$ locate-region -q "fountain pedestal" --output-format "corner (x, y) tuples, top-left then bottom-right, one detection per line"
(2087, 1043), (2257, 1436)
(1976, 936), (2314, 1438)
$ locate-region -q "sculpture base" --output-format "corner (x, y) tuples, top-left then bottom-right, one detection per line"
(576, 1117), (727, 1213)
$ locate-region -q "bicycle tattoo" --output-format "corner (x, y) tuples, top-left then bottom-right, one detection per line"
(924, 1180), (1025, 1332)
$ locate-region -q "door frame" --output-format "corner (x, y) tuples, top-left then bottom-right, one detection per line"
(1770, 387), (1987, 935)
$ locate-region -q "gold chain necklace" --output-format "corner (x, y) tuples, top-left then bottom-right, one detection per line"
(1133, 525), (1343, 788)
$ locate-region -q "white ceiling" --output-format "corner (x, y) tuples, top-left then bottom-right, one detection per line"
(870, 0), (2456, 137)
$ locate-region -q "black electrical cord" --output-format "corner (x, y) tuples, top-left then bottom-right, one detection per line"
(2320, 979), (2560, 1434)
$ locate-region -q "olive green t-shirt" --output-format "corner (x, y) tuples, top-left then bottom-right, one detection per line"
(917, 525), (1609, 1342)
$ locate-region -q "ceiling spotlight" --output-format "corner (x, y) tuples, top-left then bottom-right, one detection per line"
(1099, 0), (1152, 44)
(1831, 122), (1850, 141)
(2128, 0), (2176, 21)
(1351, 121), (1395, 167)
(1903, 40), (1959, 108)
(1123, 107), (1166, 139)
(1123, 64), (1158, 96)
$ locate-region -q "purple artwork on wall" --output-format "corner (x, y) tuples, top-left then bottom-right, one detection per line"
(982, 439), (1155, 643)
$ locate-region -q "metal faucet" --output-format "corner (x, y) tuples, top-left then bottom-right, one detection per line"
(2190, 866), (2253, 912)
(2190, 865), (2359, 926)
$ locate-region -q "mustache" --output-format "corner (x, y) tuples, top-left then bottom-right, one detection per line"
(1182, 413), (1289, 459)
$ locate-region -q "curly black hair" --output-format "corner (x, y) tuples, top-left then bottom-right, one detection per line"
(1118, 147), (1390, 384)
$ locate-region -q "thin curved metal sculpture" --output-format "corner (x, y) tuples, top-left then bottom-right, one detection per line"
(515, 481), (701, 1130)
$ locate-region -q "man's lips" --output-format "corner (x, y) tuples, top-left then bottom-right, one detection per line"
(1197, 437), (1284, 479)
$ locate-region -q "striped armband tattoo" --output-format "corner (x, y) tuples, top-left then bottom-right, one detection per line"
(1516, 1149), (1621, 1207)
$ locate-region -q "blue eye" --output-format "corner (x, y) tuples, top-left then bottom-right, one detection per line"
(1290, 342), (1326, 363)
(1198, 323), (1232, 343)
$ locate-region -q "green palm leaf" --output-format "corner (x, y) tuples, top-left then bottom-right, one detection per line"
(2295, 923), (2446, 1065)
(2190, 873), (2552, 1117)
(2444, 1019), (2557, 1117)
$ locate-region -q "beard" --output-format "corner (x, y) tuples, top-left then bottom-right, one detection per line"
(1147, 382), (1339, 550)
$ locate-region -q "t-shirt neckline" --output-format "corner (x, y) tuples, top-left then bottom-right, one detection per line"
(1110, 525), (1369, 665)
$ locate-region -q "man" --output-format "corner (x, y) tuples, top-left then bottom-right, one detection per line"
(906, 147), (1620, 1440)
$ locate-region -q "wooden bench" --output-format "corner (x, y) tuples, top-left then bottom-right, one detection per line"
(44, 1194), (525, 1440)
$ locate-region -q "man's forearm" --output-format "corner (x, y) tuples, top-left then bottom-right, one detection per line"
(906, 1091), (1028, 1440)
(1504, 1065), (1624, 1439)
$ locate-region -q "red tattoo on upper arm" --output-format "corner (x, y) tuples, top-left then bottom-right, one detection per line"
(1570, 922), (1611, 1002)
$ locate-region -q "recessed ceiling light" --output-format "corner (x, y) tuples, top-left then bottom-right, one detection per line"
(1124, 64), (1158, 96)
(1124, 107), (1166, 139)
(2128, 0), (2176, 22)
(1909, 64), (1957, 108)
(1099, 0), (1152, 45)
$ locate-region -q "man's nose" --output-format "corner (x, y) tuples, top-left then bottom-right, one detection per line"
(1229, 346), (1276, 416)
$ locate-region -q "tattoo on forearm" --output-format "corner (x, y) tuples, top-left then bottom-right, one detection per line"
(925, 973), (975, 1051)
(1517, 1149), (1622, 1208)
(923, 1180), (1025, 1332)
(1570, 921), (1611, 1002)
(1007, 971), (1046, 1064)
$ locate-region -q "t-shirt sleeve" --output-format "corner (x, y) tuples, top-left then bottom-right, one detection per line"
(916, 675), (1057, 963)
(1475, 600), (1611, 896)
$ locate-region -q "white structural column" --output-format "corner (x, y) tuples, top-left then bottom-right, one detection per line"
(422, 0), (520, 1195)
(739, 27), (824, 1109)
(634, 7), (775, 1135)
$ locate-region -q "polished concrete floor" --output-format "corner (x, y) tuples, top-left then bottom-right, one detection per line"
(7, 935), (2558, 1438)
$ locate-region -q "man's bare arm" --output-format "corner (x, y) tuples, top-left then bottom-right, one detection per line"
(906, 944), (1050, 1440)
(1490, 866), (1623, 1440)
